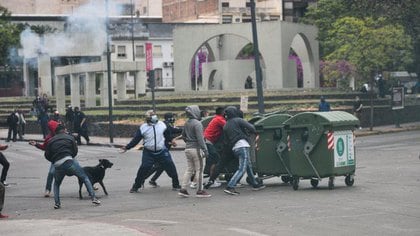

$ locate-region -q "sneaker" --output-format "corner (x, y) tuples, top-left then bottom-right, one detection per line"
(44, 190), (51, 198)
(93, 185), (99, 191)
(2, 182), (9, 187)
(196, 190), (211, 198)
(172, 185), (181, 191)
(203, 180), (214, 189)
(149, 180), (159, 188)
(190, 182), (197, 189)
(235, 182), (244, 188)
(0, 213), (9, 219)
(129, 188), (139, 193)
(178, 189), (190, 197)
(92, 198), (101, 205)
(54, 204), (61, 209)
(210, 181), (222, 188)
(224, 187), (240, 195)
(252, 184), (266, 191)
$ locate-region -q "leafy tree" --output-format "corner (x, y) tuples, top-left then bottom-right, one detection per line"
(325, 17), (413, 80)
(320, 60), (356, 88)
(0, 6), (20, 66)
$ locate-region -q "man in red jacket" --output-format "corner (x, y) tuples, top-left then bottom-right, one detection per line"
(203, 107), (226, 189)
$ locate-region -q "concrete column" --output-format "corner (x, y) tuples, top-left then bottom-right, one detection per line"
(100, 72), (114, 107)
(70, 73), (81, 108)
(85, 72), (96, 107)
(23, 59), (29, 96)
(38, 54), (52, 96)
(136, 70), (146, 95)
(116, 72), (127, 100)
(55, 75), (66, 114)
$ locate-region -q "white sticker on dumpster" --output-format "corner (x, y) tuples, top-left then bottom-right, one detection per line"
(334, 130), (355, 167)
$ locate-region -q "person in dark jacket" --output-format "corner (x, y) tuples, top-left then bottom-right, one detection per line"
(73, 107), (90, 145)
(29, 120), (60, 197)
(65, 106), (74, 133)
(222, 106), (265, 195)
(45, 124), (100, 209)
(318, 96), (331, 112)
(0, 144), (10, 187)
(6, 110), (19, 142)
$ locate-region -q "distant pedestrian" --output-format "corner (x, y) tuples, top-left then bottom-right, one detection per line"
(120, 110), (180, 193)
(0, 182), (8, 219)
(318, 96), (331, 112)
(38, 109), (49, 138)
(65, 106), (74, 133)
(0, 144), (10, 187)
(73, 107), (90, 145)
(222, 106), (265, 195)
(178, 105), (211, 198)
(6, 110), (18, 142)
(17, 109), (26, 141)
(52, 111), (64, 124)
(44, 124), (100, 209)
(353, 96), (363, 129)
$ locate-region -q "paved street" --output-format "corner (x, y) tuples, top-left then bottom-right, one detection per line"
(0, 130), (419, 235)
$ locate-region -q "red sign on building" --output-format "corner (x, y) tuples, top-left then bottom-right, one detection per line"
(145, 42), (153, 71)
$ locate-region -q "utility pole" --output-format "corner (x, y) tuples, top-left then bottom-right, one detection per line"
(105, 0), (114, 143)
(130, 0), (137, 98)
(250, 0), (265, 114)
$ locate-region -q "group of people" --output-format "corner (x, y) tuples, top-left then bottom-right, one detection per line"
(120, 105), (266, 198)
(6, 109), (26, 142)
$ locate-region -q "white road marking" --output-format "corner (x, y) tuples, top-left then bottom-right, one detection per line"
(228, 227), (271, 236)
(123, 219), (179, 225)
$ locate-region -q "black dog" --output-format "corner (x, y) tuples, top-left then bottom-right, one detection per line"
(78, 159), (113, 199)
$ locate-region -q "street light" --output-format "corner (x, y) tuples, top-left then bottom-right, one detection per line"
(105, 0), (114, 143)
(250, 0), (265, 114)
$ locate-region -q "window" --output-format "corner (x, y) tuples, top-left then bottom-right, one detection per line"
(246, 2), (251, 7)
(111, 45), (115, 53)
(120, 4), (134, 15)
(153, 45), (162, 57)
(222, 15), (232, 24)
(171, 45), (173, 57)
(222, 2), (229, 7)
(117, 45), (126, 58)
(135, 45), (145, 58)
(154, 68), (163, 87)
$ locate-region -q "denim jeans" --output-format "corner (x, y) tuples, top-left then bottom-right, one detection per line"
(227, 147), (258, 188)
(0, 153), (9, 183)
(45, 164), (55, 192)
(132, 149), (179, 189)
(54, 159), (96, 206)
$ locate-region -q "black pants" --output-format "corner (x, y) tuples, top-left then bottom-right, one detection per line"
(76, 128), (90, 144)
(7, 125), (17, 142)
(0, 153), (10, 183)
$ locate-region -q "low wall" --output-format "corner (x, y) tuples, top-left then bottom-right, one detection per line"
(19, 104), (420, 138)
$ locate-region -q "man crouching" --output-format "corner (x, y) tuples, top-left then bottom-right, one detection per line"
(45, 124), (100, 209)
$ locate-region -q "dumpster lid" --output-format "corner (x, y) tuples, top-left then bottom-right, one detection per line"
(283, 111), (359, 128)
(254, 114), (292, 127)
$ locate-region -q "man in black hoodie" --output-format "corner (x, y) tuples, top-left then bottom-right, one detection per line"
(45, 124), (100, 209)
(222, 106), (265, 195)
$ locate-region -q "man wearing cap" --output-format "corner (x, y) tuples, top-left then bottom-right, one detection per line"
(120, 110), (180, 193)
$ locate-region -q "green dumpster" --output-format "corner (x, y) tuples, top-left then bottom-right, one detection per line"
(283, 111), (359, 190)
(250, 114), (293, 184)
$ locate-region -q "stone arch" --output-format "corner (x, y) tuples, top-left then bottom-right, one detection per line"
(173, 21), (319, 91)
(289, 33), (316, 88)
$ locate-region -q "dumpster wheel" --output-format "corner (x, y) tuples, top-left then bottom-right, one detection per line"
(292, 177), (299, 190)
(345, 175), (355, 186)
(310, 178), (319, 188)
(328, 177), (335, 189)
(281, 175), (292, 183)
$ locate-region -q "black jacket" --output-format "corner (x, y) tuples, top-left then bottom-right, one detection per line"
(45, 133), (78, 163)
(7, 112), (18, 127)
(223, 107), (256, 149)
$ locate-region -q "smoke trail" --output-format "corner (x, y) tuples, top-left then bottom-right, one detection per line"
(19, 0), (122, 62)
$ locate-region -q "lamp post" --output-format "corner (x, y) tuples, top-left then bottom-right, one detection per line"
(131, 0), (137, 99)
(250, 0), (265, 114)
(105, 0), (114, 143)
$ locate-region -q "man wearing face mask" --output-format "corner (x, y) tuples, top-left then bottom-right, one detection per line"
(120, 110), (180, 193)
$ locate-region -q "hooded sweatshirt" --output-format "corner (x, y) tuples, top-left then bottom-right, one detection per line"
(223, 106), (256, 149)
(182, 105), (208, 155)
(35, 120), (59, 150)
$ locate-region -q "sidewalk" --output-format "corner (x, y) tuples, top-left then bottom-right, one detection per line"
(1, 121), (420, 149)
